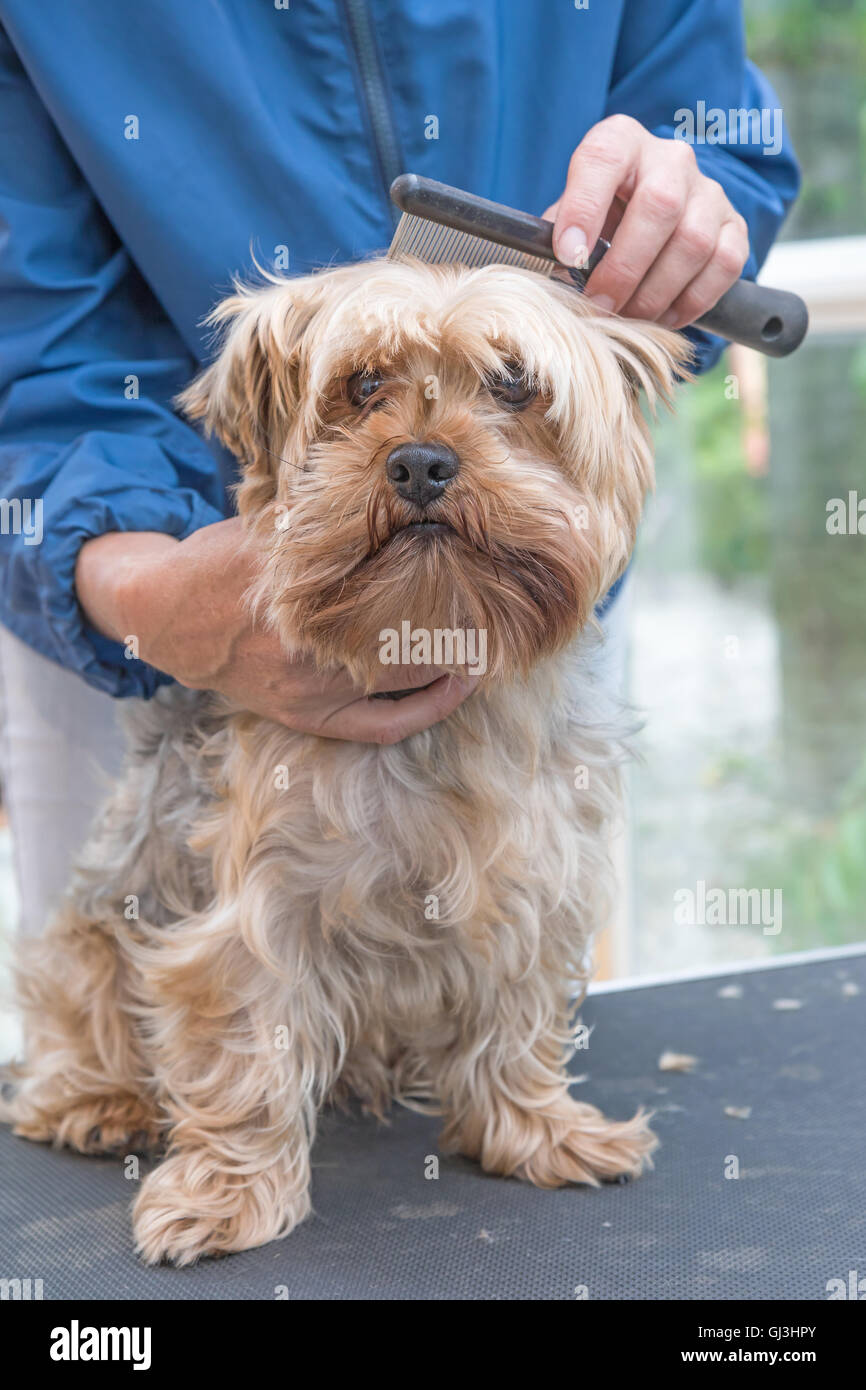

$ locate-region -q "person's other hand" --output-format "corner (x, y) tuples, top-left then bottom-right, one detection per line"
(544, 115), (750, 329)
(75, 519), (476, 743)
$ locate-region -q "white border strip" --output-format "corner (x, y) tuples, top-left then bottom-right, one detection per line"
(588, 940), (866, 995)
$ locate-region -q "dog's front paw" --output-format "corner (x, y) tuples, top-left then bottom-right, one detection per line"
(516, 1101), (658, 1188)
(132, 1150), (311, 1265)
(453, 1096), (658, 1189)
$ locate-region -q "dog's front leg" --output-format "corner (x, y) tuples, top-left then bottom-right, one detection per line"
(130, 927), (320, 1265)
(134, 1126), (311, 1267)
(133, 1047), (314, 1267)
(436, 983), (657, 1188)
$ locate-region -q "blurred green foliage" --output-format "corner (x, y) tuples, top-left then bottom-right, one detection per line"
(641, 0), (866, 953)
(748, 751), (866, 949)
(745, 0), (866, 67)
(747, 0), (866, 66)
(671, 334), (866, 946)
(746, 0), (866, 237)
(687, 367), (771, 583)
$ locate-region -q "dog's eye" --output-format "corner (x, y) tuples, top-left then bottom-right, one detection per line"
(487, 363), (537, 410)
(346, 369), (387, 409)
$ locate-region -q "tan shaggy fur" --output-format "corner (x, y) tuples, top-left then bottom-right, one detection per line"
(6, 259), (688, 1264)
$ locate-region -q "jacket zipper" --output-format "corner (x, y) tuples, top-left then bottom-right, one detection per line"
(340, 0), (404, 226)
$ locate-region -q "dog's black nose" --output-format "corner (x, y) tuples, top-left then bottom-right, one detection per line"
(385, 441), (459, 509)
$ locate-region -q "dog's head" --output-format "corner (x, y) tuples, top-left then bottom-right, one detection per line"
(180, 258), (688, 688)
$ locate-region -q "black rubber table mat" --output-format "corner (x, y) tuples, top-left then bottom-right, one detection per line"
(1, 952), (864, 1300)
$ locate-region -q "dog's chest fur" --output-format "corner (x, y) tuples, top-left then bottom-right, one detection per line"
(69, 643), (621, 1062)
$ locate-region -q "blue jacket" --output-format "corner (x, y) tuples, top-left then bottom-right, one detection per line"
(0, 0), (799, 697)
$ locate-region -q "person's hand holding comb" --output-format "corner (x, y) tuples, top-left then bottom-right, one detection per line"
(545, 114), (751, 330)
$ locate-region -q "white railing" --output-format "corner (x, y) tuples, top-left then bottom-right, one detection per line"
(760, 235), (866, 334)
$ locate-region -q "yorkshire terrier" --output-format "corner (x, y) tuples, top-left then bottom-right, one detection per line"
(7, 258), (686, 1264)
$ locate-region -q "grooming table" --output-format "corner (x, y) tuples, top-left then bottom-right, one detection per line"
(1, 949), (863, 1301)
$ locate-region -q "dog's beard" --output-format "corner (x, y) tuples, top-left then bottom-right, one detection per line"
(265, 418), (609, 689)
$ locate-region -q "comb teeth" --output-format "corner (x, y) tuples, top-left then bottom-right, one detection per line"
(388, 212), (554, 275)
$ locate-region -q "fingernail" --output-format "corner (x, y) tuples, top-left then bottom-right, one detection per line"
(586, 293), (615, 312)
(557, 226), (590, 269)
(659, 309), (679, 327)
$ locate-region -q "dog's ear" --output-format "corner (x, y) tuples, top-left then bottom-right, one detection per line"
(595, 314), (694, 409)
(572, 311), (694, 594)
(177, 275), (326, 508)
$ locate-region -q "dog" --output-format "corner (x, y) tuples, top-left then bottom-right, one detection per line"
(8, 256), (687, 1264)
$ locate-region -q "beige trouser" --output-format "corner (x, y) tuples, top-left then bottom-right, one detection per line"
(0, 625), (131, 938)
(0, 581), (631, 939)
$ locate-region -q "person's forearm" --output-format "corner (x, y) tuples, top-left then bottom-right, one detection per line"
(75, 531), (179, 643)
(71, 519), (474, 741)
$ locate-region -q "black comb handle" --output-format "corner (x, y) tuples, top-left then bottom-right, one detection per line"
(694, 278), (808, 357)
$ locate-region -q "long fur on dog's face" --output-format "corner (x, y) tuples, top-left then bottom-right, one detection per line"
(180, 259), (688, 687)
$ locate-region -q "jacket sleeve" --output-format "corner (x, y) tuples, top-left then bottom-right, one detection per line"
(0, 26), (227, 698)
(607, 0), (801, 373)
